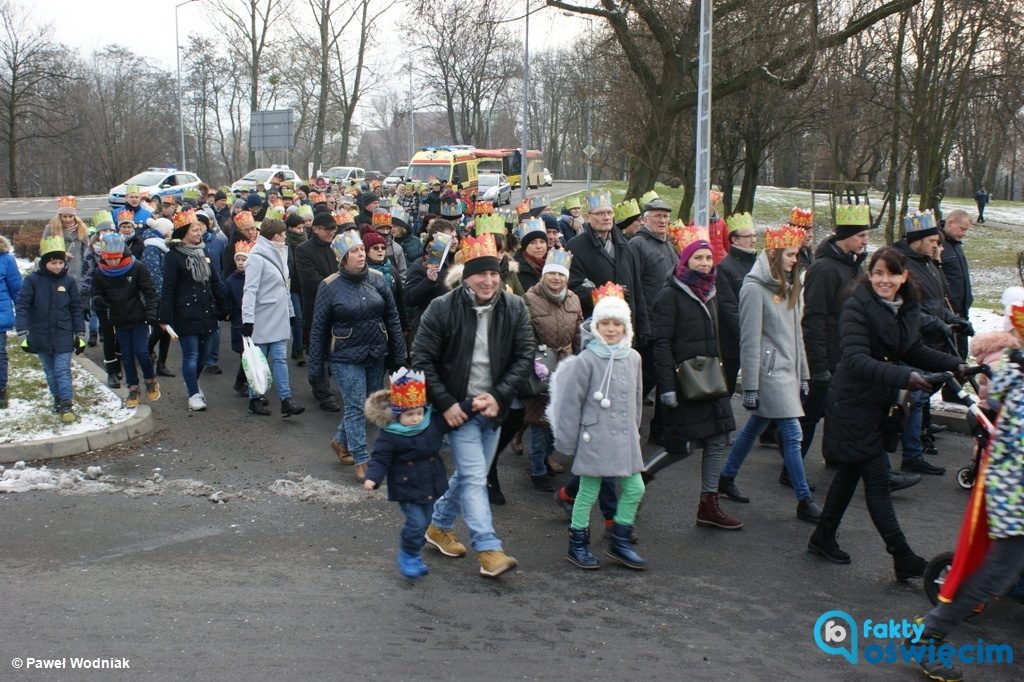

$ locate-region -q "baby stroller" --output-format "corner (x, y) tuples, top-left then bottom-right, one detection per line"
(944, 366), (998, 490)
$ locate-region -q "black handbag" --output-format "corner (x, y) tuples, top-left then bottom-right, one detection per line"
(525, 344), (559, 397)
(675, 355), (728, 401)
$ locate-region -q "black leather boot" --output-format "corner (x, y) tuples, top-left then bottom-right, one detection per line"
(248, 398), (271, 416)
(807, 524), (851, 564)
(885, 532), (926, 581)
(718, 475), (749, 503)
(281, 399), (305, 418)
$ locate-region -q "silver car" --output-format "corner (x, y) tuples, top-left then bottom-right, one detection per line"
(477, 173), (512, 205)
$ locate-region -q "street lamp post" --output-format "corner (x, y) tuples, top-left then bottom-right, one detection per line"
(564, 11), (594, 190)
(174, 0), (196, 171)
(408, 60), (415, 160)
(520, 0), (530, 203)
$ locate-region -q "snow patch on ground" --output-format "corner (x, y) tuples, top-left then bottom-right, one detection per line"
(16, 257), (34, 275)
(970, 307), (1005, 336)
(270, 472), (378, 507)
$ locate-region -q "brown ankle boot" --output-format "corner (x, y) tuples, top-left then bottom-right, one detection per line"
(696, 492), (743, 530)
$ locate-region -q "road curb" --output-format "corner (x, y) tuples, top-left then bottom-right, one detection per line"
(0, 355), (156, 464)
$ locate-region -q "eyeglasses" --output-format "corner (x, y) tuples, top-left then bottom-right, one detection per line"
(734, 232), (756, 239)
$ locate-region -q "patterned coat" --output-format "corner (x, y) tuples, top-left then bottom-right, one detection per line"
(986, 350), (1024, 538)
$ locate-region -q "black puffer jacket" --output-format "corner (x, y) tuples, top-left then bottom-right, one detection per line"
(566, 225), (649, 337)
(940, 230), (972, 316)
(715, 246), (756, 359)
(411, 286), (534, 422)
(652, 276), (735, 444)
(403, 255), (453, 338)
(823, 282), (961, 465)
(801, 238), (865, 378)
(514, 251), (543, 293)
(158, 246), (229, 336)
(893, 240), (959, 349)
(91, 259), (159, 329)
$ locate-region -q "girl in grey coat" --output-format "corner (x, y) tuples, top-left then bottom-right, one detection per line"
(718, 238), (821, 523)
(548, 293), (647, 571)
(241, 219), (304, 418)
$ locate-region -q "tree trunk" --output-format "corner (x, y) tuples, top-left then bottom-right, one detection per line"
(310, 4), (330, 174)
(884, 9), (908, 246)
(6, 109), (17, 197)
(625, 107), (678, 199)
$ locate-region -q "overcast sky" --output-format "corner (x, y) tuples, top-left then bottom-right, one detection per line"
(43, 0), (583, 75)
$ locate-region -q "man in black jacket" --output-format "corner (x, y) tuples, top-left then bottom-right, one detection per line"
(715, 214), (757, 394)
(412, 236), (534, 578)
(567, 190), (649, 340)
(940, 209), (974, 359)
(294, 212), (342, 412)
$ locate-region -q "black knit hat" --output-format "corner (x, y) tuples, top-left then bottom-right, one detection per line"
(312, 213), (337, 230)
(285, 213), (305, 228)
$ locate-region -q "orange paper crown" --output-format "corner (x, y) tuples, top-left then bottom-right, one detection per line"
(591, 282), (626, 305)
(709, 189), (723, 206)
(172, 209), (195, 229)
(234, 240), (255, 255)
(516, 199), (531, 218)
(1010, 304), (1024, 336)
(116, 209), (134, 224)
(371, 210), (391, 226)
(57, 195), (77, 214)
(309, 192), (326, 204)
(789, 207), (814, 228)
(234, 211), (255, 229)
(332, 209), (353, 225)
(389, 368), (427, 412)
(475, 200), (494, 215)
(668, 222), (709, 253)
(764, 225), (805, 250)
(460, 233), (499, 262)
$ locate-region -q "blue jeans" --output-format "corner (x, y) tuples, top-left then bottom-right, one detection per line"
(329, 360), (384, 464)
(0, 331), (7, 390)
(88, 310), (99, 334)
(115, 324), (155, 387)
(399, 501), (433, 555)
(290, 293), (304, 352)
(247, 340), (291, 400)
(37, 351), (73, 403)
(179, 334), (213, 396)
(205, 326), (221, 366)
(431, 414), (503, 552)
(901, 390), (928, 464)
(527, 424), (554, 476)
(721, 415), (811, 500)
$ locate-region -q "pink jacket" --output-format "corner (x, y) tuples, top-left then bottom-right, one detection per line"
(971, 331), (1021, 401)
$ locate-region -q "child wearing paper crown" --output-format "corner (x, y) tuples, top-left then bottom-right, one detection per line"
(15, 235), (86, 423)
(547, 286), (647, 571)
(363, 369), (478, 579)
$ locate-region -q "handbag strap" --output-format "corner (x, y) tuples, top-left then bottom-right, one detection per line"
(251, 251), (288, 287)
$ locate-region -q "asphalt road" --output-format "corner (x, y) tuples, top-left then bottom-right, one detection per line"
(0, 182), (590, 222)
(1, 338), (1020, 681)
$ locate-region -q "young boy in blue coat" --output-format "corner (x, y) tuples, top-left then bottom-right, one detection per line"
(15, 235), (86, 422)
(363, 368), (479, 579)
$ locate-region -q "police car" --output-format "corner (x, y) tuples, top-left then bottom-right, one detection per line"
(230, 164), (299, 194)
(108, 168), (204, 207)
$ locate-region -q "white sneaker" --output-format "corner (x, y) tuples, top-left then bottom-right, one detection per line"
(188, 393), (207, 411)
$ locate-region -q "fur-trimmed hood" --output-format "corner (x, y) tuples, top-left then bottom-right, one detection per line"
(364, 389), (395, 427)
(444, 262), (464, 289)
(0, 235), (10, 254)
(971, 330), (1021, 364)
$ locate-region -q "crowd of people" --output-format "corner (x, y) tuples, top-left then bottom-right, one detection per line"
(3, 176), (1022, 669)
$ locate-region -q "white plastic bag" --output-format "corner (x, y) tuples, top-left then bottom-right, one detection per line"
(241, 337), (272, 395)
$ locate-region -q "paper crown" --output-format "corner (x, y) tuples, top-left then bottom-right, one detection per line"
(57, 195), (77, 214)
(591, 281), (626, 305)
(835, 204), (870, 227)
(389, 368), (427, 413)
(264, 206), (285, 221)
(460, 233), (499, 262)
(764, 225), (805, 250)
(234, 211), (255, 229)
(39, 235), (66, 257)
(98, 232), (125, 256)
(182, 188), (200, 201)
(639, 191), (660, 207)
(515, 199), (531, 218)
(218, 185), (231, 194)
(333, 208), (354, 226)
(668, 222), (709, 252)
(709, 189), (723, 206)
(116, 209), (135, 225)
(331, 230), (363, 259)
(161, 193), (178, 203)
(371, 210), (390, 227)
(613, 199), (640, 225)
(529, 195), (548, 214)
(544, 248), (572, 273)
(474, 213), (505, 235)
(281, 188), (294, 198)
(789, 207), (813, 228)
(903, 210), (935, 233)
(234, 240), (255, 255)
(498, 207), (517, 225)
(91, 210), (114, 230)
(475, 200), (494, 216)
(172, 209), (195, 229)
(296, 205), (314, 220)
(390, 205), (410, 227)
(1010, 304), (1024, 336)
(725, 212), (753, 233)
(125, 184), (142, 195)
(515, 218), (546, 242)
(562, 195), (582, 210)
(586, 190), (613, 212)
(309, 192), (326, 204)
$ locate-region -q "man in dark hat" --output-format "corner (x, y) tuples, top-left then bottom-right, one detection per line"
(357, 192), (380, 226)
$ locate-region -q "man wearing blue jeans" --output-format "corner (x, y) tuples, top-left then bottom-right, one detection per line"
(411, 234), (535, 578)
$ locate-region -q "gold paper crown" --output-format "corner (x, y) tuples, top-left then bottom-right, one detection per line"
(789, 207), (813, 228)
(234, 211), (255, 229)
(475, 200), (494, 215)
(125, 184), (141, 195)
(39, 235), (66, 257)
(333, 208), (354, 225)
(591, 281), (626, 305)
(586, 190), (614, 212)
(296, 205), (314, 220)
(182, 188), (200, 201)
(460, 233), (499, 262)
(668, 223), (709, 252)
(389, 368), (427, 412)
(515, 218), (546, 242)
(280, 188), (295, 198)
(764, 225), (805, 250)
(835, 204), (870, 227)
(562, 195), (582, 210)
(725, 212), (753, 233)
(545, 248), (572, 272)
(371, 210), (391, 226)
(57, 195), (77, 213)
(91, 210), (114, 229)
(117, 209), (135, 224)
(709, 189), (723, 206)
(172, 209), (195, 229)
(309, 192), (326, 204)
(1010, 304), (1024, 336)
(612, 199), (640, 224)
(474, 214), (505, 235)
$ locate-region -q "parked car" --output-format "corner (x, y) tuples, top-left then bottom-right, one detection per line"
(383, 166), (408, 192)
(323, 166), (365, 186)
(230, 165), (299, 194)
(366, 170), (386, 185)
(543, 168), (553, 187)
(108, 168), (204, 208)
(477, 173), (512, 205)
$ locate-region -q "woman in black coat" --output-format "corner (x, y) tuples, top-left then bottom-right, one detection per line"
(809, 247), (964, 580)
(652, 240), (740, 530)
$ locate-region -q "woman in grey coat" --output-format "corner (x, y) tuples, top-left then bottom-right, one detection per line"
(718, 230), (820, 523)
(241, 219), (304, 417)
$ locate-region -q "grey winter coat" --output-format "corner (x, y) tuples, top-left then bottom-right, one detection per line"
(739, 251), (809, 418)
(628, 227), (679, 323)
(548, 341), (644, 477)
(242, 236), (294, 344)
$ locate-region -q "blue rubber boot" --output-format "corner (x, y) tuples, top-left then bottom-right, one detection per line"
(397, 549), (426, 579)
(605, 523), (647, 570)
(566, 528), (600, 570)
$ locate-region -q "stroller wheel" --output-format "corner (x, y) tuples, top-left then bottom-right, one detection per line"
(924, 551), (954, 606)
(955, 467), (974, 490)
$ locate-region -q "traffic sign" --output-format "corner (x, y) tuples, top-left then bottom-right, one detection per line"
(583, 144), (597, 159)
